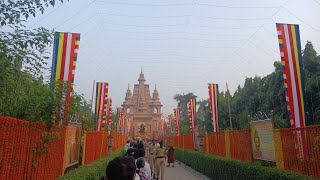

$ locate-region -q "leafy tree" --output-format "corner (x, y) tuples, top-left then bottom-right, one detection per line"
(173, 93), (197, 134)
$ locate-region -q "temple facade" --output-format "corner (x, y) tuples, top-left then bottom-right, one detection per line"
(122, 71), (163, 139)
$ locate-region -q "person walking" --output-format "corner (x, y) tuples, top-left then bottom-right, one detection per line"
(149, 140), (156, 179)
(166, 145), (175, 167)
(138, 149), (151, 180)
(155, 141), (166, 180)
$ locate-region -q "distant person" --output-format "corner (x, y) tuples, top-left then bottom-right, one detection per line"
(104, 156), (136, 180)
(166, 145), (175, 167)
(137, 140), (144, 150)
(127, 148), (139, 160)
(138, 148), (151, 179)
(149, 140), (157, 178)
(125, 140), (131, 152)
(136, 157), (149, 180)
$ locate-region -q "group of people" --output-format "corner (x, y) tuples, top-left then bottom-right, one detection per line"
(101, 138), (175, 180)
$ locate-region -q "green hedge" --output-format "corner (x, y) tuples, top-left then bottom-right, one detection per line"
(59, 149), (125, 180)
(175, 148), (313, 180)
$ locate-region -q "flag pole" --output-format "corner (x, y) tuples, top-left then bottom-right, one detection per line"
(90, 80), (95, 121)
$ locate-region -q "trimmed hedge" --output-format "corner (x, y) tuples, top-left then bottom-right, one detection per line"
(175, 148), (313, 180)
(59, 149), (125, 180)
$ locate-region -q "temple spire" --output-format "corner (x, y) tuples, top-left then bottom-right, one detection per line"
(138, 70), (146, 84)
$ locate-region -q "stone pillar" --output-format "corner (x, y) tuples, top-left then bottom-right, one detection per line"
(107, 135), (114, 155)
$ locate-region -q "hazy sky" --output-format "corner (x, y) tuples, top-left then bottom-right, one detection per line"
(26, 0), (320, 116)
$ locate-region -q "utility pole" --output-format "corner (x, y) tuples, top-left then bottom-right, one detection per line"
(226, 82), (233, 130)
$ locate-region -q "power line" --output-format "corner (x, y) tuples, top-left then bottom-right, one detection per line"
(281, 6), (320, 32)
(54, 0), (98, 29)
(312, 0), (320, 7)
(96, 1), (281, 9)
(29, 3), (64, 28)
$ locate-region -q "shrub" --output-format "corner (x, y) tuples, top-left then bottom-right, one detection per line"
(59, 149), (125, 180)
(175, 148), (313, 180)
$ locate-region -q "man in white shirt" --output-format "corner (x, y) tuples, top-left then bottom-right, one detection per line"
(138, 148), (152, 180)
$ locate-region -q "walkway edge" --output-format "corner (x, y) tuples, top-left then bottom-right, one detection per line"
(176, 160), (211, 180)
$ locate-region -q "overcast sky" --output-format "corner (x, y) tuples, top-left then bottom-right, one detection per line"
(27, 0), (320, 116)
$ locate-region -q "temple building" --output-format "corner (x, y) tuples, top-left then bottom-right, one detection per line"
(122, 71), (163, 139)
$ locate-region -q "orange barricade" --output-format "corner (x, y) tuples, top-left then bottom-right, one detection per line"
(178, 135), (183, 148)
(82, 131), (126, 165)
(207, 132), (226, 157)
(280, 125), (320, 177)
(183, 133), (194, 150)
(229, 130), (253, 162)
(0, 116), (65, 180)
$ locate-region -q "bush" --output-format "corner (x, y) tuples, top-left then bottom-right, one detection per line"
(175, 148), (313, 180)
(59, 149), (125, 180)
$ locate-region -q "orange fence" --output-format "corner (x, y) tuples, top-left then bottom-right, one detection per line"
(229, 130), (253, 162)
(280, 125), (320, 177)
(171, 126), (320, 178)
(82, 131), (126, 165)
(207, 132), (226, 157)
(0, 116), (65, 180)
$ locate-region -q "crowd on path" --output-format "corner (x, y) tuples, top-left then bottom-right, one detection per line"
(101, 138), (175, 180)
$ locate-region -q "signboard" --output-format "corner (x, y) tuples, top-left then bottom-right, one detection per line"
(64, 125), (81, 168)
(249, 119), (276, 162)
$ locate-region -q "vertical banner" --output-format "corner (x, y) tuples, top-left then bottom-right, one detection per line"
(208, 83), (219, 132)
(51, 32), (80, 125)
(168, 114), (173, 134)
(95, 82), (109, 131)
(117, 107), (122, 133)
(174, 108), (181, 136)
(276, 23), (306, 158)
(107, 98), (112, 129)
(188, 99), (196, 132)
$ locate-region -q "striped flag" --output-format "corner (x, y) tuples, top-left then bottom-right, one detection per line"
(208, 84), (219, 132)
(276, 23), (306, 159)
(117, 107), (122, 133)
(95, 82), (109, 131)
(173, 108), (180, 136)
(107, 98), (112, 128)
(51, 32), (80, 125)
(276, 23), (306, 128)
(168, 114), (173, 133)
(188, 99), (196, 132)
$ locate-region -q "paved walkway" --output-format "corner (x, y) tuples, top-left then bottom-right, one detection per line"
(164, 161), (210, 180)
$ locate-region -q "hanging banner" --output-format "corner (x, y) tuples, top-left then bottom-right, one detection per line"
(168, 114), (173, 134)
(188, 99), (196, 132)
(107, 98), (112, 128)
(276, 23), (307, 159)
(117, 107), (122, 133)
(51, 32), (80, 125)
(95, 82), (109, 131)
(208, 83), (219, 132)
(173, 108), (180, 136)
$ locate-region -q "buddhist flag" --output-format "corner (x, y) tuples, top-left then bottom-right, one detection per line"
(117, 107), (122, 133)
(188, 99), (196, 132)
(208, 84), (219, 132)
(168, 114), (173, 133)
(107, 98), (112, 128)
(173, 108), (181, 136)
(276, 23), (307, 159)
(51, 32), (80, 125)
(95, 82), (109, 131)
(276, 23), (306, 128)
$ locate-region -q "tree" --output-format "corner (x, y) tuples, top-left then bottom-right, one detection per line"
(173, 93), (197, 134)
